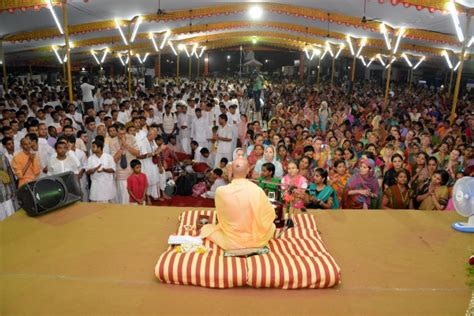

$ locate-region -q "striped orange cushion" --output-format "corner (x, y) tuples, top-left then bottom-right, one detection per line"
(246, 214), (341, 289)
(155, 211), (341, 289)
(155, 210), (247, 288)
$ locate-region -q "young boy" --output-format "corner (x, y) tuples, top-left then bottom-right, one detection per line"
(257, 162), (280, 199)
(127, 159), (149, 205)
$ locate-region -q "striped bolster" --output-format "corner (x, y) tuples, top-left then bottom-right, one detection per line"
(246, 214), (341, 289)
(155, 210), (247, 288)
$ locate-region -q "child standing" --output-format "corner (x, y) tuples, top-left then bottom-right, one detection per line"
(127, 159), (149, 205)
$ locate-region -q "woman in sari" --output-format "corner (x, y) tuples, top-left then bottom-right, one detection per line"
(417, 170), (450, 210)
(277, 144), (290, 174)
(382, 153), (405, 190)
(253, 145), (284, 178)
(298, 156), (314, 180)
(281, 161), (308, 210)
(305, 168), (339, 209)
(329, 159), (351, 205)
(411, 152), (430, 192)
(343, 148), (357, 172)
(445, 148), (462, 185)
(247, 144), (264, 175)
(343, 158), (379, 209)
(382, 169), (414, 209)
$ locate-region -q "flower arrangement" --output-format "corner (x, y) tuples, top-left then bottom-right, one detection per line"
(175, 243), (212, 254)
(282, 185), (298, 228)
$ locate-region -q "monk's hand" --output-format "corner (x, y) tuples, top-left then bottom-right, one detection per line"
(0, 170), (11, 184)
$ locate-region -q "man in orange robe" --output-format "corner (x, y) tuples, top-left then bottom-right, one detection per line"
(11, 137), (41, 187)
(201, 157), (276, 250)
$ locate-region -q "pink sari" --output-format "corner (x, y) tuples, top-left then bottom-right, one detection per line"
(281, 175), (308, 209)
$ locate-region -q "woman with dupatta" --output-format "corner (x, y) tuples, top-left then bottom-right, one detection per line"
(382, 169), (414, 209)
(343, 158), (379, 209)
(305, 168), (339, 209)
(277, 144), (290, 174)
(253, 145), (283, 178)
(329, 159), (351, 205)
(281, 161), (308, 211)
(417, 170), (450, 211)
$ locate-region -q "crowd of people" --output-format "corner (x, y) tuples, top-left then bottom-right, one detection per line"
(0, 73), (473, 220)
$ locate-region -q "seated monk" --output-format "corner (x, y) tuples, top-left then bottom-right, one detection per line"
(201, 157), (276, 250)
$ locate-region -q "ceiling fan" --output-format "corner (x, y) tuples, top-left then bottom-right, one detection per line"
(156, 0), (172, 16)
(361, 0), (381, 23)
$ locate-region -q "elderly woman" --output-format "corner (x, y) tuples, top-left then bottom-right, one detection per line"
(253, 145), (283, 179)
(343, 158), (379, 209)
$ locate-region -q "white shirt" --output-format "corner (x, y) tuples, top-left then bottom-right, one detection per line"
(47, 155), (80, 176)
(162, 112), (177, 134)
(38, 138), (55, 176)
(66, 112), (83, 130)
(177, 112), (191, 139)
(81, 83), (95, 102)
(191, 116), (211, 147)
(205, 178), (226, 199)
(117, 111), (130, 124)
(217, 123), (233, 154)
(87, 153), (116, 201)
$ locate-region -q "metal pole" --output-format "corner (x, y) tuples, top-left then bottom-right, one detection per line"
(316, 57), (321, 89)
(197, 57), (200, 78)
(450, 9), (472, 126)
(188, 55), (192, 80)
(408, 68), (413, 90)
(351, 56), (356, 82)
(62, 0), (73, 103)
(176, 51), (180, 81)
(331, 57), (335, 85)
(239, 46), (242, 78)
(1, 41), (7, 92)
(127, 24), (132, 97)
(383, 61), (392, 110)
(158, 51), (161, 79)
(448, 68), (454, 97)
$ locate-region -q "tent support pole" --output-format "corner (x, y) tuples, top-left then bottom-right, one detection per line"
(450, 9), (472, 126)
(62, 0), (73, 103)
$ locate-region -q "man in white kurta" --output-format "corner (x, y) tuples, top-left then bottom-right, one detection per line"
(86, 140), (116, 202)
(139, 127), (160, 202)
(47, 141), (80, 176)
(177, 105), (191, 154)
(214, 114), (234, 168)
(66, 137), (89, 202)
(191, 108), (211, 149)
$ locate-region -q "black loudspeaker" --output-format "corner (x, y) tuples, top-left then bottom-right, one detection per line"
(17, 171), (82, 217)
(145, 75), (153, 89)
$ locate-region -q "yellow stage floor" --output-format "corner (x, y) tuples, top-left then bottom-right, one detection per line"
(0, 203), (472, 315)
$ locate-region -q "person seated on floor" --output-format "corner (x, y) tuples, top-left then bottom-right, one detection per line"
(201, 168), (226, 199)
(256, 162), (280, 198)
(201, 157), (276, 250)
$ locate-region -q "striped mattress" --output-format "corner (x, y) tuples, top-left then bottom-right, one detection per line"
(155, 210), (341, 289)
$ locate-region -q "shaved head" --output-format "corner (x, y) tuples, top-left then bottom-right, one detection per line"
(232, 157), (249, 179)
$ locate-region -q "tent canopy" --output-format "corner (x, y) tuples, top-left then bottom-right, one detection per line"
(0, 1), (472, 65)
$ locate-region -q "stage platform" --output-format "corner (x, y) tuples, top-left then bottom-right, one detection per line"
(0, 203), (472, 315)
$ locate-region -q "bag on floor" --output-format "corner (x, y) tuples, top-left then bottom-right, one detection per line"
(176, 173), (198, 196)
(192, 181), (207, 197)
